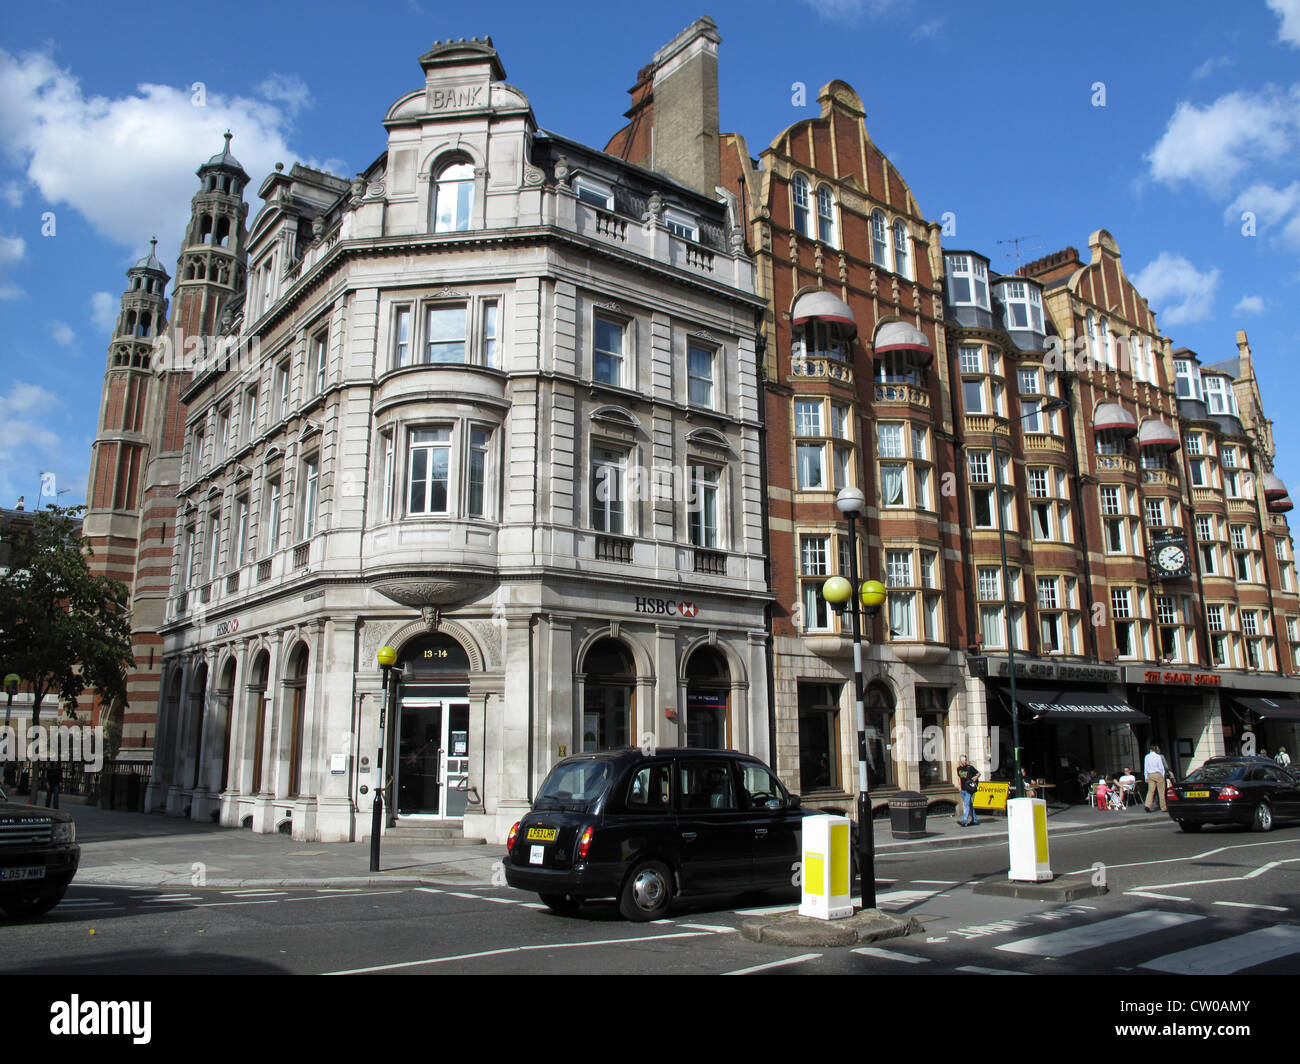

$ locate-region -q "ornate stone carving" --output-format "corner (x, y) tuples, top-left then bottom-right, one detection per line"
(435, 285), (470, 299)
(467, 619), (502, 665)
(522, 164), (545, 186)
(594, 301), (623, 314)
(349, 174), (367, 207)
(365, 180), (386, 200)
(312, 215), (325, 238)
(373, 579), (488, 607)
(554, 156), (570, 183)
(421, 605), (440, 632)
(728, 226), (745, 254)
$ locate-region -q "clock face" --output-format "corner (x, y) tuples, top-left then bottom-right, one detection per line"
(1157, 545), (1187, 572)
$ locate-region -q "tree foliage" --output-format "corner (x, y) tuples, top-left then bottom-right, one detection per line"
(0, 505), (133, 728)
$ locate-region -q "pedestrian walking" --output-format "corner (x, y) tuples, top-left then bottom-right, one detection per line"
(956, 754), (980, 826)
(1143, 744), (1172, 813)
(1276, 747), (1291, 768)
(44, 762), (61, 810)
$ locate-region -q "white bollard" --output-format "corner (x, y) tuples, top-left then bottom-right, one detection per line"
(1007, 797), (1052, 882)
(798, 814), (853, 920)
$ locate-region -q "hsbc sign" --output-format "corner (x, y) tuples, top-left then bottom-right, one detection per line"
(634, 597), (699, 618)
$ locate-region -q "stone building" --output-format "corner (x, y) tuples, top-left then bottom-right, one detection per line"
(144, 37), (768, 843)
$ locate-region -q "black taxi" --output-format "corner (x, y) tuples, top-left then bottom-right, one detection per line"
(503, 748), (812, 920)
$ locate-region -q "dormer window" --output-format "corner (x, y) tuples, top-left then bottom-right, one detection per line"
(1000, 281), (1043, 333)
(574, 175), (613, 209)
(663, 207), (698, 242)
(946, 255), (990, 309)
(1173, 358), (1203, 401)
(1204, 375), (1238, 417)
(432, 160), (474, 233)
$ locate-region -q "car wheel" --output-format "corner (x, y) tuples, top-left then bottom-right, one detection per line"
(1253, 802), (1274, 832)
(538, 893), (582, 915)
(0, 886), (66, 919)
(1177, 821), (1202, 833)
(619, 860), (673, 922)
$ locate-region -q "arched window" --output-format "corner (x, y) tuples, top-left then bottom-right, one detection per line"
(583, 638), (635, 752)
(249, 651), (270, 795)
(872, 210), (891, 270)
(816, 184), (836, 245)
(215, 217), (231, 248)
(432, 160), (474, 233)
(892, 219), (911, 279)
(190, 662), (208, 790)
(285, 645), (308, 797)
(685, 647), (730, 749)
(217, 659), (236, 793)
(791, 173), (811, 237)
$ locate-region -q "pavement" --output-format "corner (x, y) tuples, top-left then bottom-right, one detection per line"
(56, 795), (1168, 890)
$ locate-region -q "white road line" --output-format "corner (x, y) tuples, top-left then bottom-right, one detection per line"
(445, 892), (482, 899)
(142, 897), (201, 904)
(227, 891), (288, 897)
(194, 900), (281, 908)
(1126, 891), (1192, 901)
(996, 910), (1204, 957)
(678, 923), (739, 933)
(876, 889), (942, 910)
(956, 966), (1027, 975)
(519, 903), (546, 909)
(480, 896), (521, 905)
(131, 894), (201, 900)
(1063, 837), (1300, 877)
(1213, 900), (1289, 913)
(283, 890), (404, 903)
(324, 930), (717, 974)
(415, 888), (444, 894)
(315, 888), (365, 893)
(1127, 856), (1300, 894)
(1142, 925), (1300, 975)
(733, 904), (799, 916)
(912, 880), (958, 886)
(725, 954), (821, 975)
(852, 947), (929, 964)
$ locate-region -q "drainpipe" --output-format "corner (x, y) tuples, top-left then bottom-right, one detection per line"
(755, 330), (777, 764)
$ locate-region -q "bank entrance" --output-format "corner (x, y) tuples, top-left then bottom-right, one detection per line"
(395, 633), (470, 820)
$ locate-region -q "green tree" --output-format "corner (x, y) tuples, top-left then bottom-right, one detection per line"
(0, 505), (133, 735)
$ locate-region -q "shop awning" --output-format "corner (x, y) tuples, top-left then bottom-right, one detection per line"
(1234, 696), (1300, 721)
(1013, 687), (1148, 723)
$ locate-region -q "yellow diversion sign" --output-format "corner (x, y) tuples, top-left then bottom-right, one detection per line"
(972, 781), (1010, 811)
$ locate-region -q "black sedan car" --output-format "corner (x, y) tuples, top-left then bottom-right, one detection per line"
(1166, 757), (1300, 833)
(503, 748), (828, 921)
(0, 785), (80, 917)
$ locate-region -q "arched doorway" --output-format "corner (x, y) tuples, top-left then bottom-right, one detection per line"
(247, 651), (270, 794)
(583, 638), (635, 752)
(395, 633), (470, 819)
(189, 662), (208, 790)
(285, 644), (309, 798)
(216, 658), (236, 793)
(684, 647), (730, 749)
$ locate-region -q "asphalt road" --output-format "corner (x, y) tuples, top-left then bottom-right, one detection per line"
(4, 815), (1298, 981)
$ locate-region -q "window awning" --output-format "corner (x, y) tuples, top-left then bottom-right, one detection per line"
(791, 290), (857, 338)
(1094, 402), (1138, 437)
(1234, 696), (1300, 721)
(1013, 686), (1148, 723)
(1137, 418), (1180, 451)
(872, 320), (933, 366)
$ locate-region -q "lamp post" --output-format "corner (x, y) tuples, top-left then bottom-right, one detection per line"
(372, 646), (401, 872)
(819, 485), (886, 911)
(991, 397), (1070, 798)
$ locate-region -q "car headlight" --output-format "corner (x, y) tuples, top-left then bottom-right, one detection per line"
(52, 822), (75, 844)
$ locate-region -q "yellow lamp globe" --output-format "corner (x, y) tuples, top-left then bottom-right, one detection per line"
(376, 646), (398, 668)
(860, 579), (886, 609)
(821, 576), (852, 606)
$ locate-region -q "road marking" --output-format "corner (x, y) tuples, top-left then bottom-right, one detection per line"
(1142, 925), (1300, 974)
(225, 891), (288, 897)
(912, 880), (958, 886)
(194, 900), (281, 908)
(1063, 837), (1300, 877)
(1128, 856), (1300, 894)
(725, 954), (821, 975)
(996, 911), (1204, 956)
(315, 888), (365, 893)
(519, 903), (546, 909)
(1126, 891), (1192, 901)
(283, 890), (404, 903)
(132, 894), (201, 901)
(1213, 900), (1288, 912)
(141, 896), (202, 904)
(733, 904), (799, 916)
(678, 923), (739, 933)
(324, 930), (718, 974)
(875, 889), (942, 910)
(956, 966), (1027, 975)
(445, 892), (482, 899)
(853, 947), (929, 964)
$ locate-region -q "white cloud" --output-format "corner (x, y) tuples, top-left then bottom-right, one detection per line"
(0, 180), (21, 208)
(90, 290), (116, 333)
(1269, 0), (1300, 46)
(0, 48), (320, 258)
(0, 382), (67, 509)
(1233, 294), (1267, 314)
(0, 228), (25, 300)
(1132, 252), (1220, 326)
(1226, 180), (1300, 245)
(1191, 56), (1232, 81)
(256, 74), (311, 117)
(800, 0), (899, 21)
(49, 320), (74, 347)
(1146, 86), (1300, 195)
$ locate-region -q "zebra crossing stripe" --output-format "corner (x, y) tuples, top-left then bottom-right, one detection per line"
(996, 910), (1204, 956)
(853, 947), (929, 964)
(956, 966), (1027, 975)
(1141, 924), (1300, 975)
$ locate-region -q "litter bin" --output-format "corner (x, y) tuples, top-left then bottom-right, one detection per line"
(889, 791), (928, 839)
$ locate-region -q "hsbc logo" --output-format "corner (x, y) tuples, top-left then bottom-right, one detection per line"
(634, 597), (699, 617)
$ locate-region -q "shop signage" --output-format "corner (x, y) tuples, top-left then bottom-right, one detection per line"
(1141, 670), (1222, 687)
(986, 659), (1121, 683)
(634, 597), (698, 617)
(687, 691), (728, 708)
(214, 618), (239, 637)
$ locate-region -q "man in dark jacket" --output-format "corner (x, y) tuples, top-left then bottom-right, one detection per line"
(957, 755), (980, 826)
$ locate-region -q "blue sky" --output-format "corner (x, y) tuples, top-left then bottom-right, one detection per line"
(2, 0), (1299, 509)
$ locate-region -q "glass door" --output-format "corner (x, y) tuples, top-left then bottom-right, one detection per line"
(443, 702), (470, 818)
(397, 702), (443, 816)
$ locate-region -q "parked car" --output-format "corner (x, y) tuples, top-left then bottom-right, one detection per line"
(503, 748), (840, 920)
(0, 784), (80, 917)
(1167, 758), (1300, 833)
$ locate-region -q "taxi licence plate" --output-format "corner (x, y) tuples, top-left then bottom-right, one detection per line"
(1184, 790), (1210, 798)
(0, 866), (44, 882)
(526, 827), (557, 842)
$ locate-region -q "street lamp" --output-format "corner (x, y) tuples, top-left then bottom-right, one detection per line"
(372, 646), (401, 872)
(991, 396), (1070, 798)
(819, 484), (886, 911)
